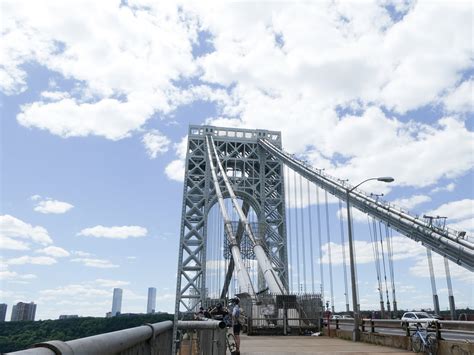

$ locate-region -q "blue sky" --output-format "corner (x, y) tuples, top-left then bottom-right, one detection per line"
(1, 0), (472, 320)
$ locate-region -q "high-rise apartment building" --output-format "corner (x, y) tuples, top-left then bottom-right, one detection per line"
(0, 304), (7, 322)
(111, 288), (123, 316)
(147, 287), (156, 314)
(11, 302), (36, 321)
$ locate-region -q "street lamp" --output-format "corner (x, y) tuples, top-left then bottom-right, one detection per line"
(346, 176), (394, 341)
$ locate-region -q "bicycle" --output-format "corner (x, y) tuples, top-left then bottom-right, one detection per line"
(411, 323), (438, 354)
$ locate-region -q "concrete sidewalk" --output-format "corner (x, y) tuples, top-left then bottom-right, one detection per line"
(239, 335), (410, 354)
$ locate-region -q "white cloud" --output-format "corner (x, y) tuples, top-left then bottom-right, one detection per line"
(71, 250), (94, 257)
(3, 0), (198, 139)
(77, 225), (148, 239)
(0, 214), (53, 245)
(142, 130), (171, 158)
(39, 284), (111, 300)
(165, 159), (185, 182)
(34, 198), (74, 214)
(442, 79), (473, 113)
(426, 199), (474, 233)
(0, 270), (37, 281)
(0, 235), (30, 250)
(36, 246), (70, 258)
(94, 279), (130, 288)
(409, 253), (474, 283)
(71, 257), (118, 268)
(320, 236), (425, 265)
(5, 255), (57, 265)
(165, 136), (188, 182)
(427, 199), (474, 222)
(430, 183), (456, 194)
(392, 195), (431, 211)
(40, 91), (71, 101)
(30, 194), (41, 201)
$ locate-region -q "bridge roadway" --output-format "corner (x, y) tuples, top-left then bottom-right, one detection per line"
(238, 335), (410, 354)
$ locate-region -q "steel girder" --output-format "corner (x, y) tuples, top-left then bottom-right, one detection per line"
(174, 126), (288, 314)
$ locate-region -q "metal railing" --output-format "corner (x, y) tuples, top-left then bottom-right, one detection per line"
(329, 318), (474, 340)
(6, 320), (226, 355)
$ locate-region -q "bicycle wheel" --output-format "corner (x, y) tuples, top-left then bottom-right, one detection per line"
(227, 332), (237, 352)
(411, 334), (422, 353)
(425, 333), (438, 355)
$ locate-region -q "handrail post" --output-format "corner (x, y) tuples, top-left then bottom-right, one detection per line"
(404, 322), (410, 337)
(361, 319), (365, 333)
(371, 320), (375, 333)
(435, 321), (442, 340)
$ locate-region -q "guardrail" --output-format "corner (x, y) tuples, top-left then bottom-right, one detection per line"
(329, 318), (474, 340)
(6, 320), (226, 355)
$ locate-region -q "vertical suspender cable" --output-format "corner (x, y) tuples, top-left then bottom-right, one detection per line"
(307, 179), (315, 294)
(427, 248), (440, 314)
(385, 225), (397, 316)
(324, 190), (335, 312)
(350, 205), (360, 312)
(286, 166), (293, 293)
(316, 185), (325, 301)
(369, 215), (384, 317)
(378, 221), (391, 316)
(293, 170), (301, 292)
(338, 199), (350, 313)
(444, 257), (456, 320)
(299, 174), (307, 293)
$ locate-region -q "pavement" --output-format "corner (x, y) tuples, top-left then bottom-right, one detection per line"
(238, 335), (410, 354)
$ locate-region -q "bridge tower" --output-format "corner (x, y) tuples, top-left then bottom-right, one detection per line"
(174, 125), (288, 313)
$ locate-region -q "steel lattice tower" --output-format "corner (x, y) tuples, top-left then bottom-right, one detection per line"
(174, 125), (288, 313)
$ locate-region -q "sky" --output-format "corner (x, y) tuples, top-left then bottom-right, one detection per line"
(0, 0), (473, 320)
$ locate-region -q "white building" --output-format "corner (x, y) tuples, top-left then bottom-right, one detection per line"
(147, 287), (156, 314)
(111, 288), (123, 316)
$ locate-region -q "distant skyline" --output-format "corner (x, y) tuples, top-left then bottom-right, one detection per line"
(1, 0), (472, 320)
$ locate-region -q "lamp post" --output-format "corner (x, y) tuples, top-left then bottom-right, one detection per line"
(346, 176), (394, 341)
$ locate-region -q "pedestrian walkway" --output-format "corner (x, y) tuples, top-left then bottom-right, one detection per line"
(239, 335), (410, 354)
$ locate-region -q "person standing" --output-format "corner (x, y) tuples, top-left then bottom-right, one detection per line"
(232, 298), (242, 355)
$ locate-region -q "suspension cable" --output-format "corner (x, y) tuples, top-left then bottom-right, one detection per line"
(378, 221), (391, 315)
(324, 190), (335, 312)
(293, 170), (301, 292)
(315, 185), (325, 301)
(338, 199), (350, 312)
(299, 174), (307, 293)
(286, 166), (293, 293)
(386, 226), (397, 315)
(369, 215), (384, 315)
(307, 179), (315, 293)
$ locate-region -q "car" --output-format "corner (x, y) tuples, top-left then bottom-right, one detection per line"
(340, 315), (354, 320)
(401, 312), (438, 329)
